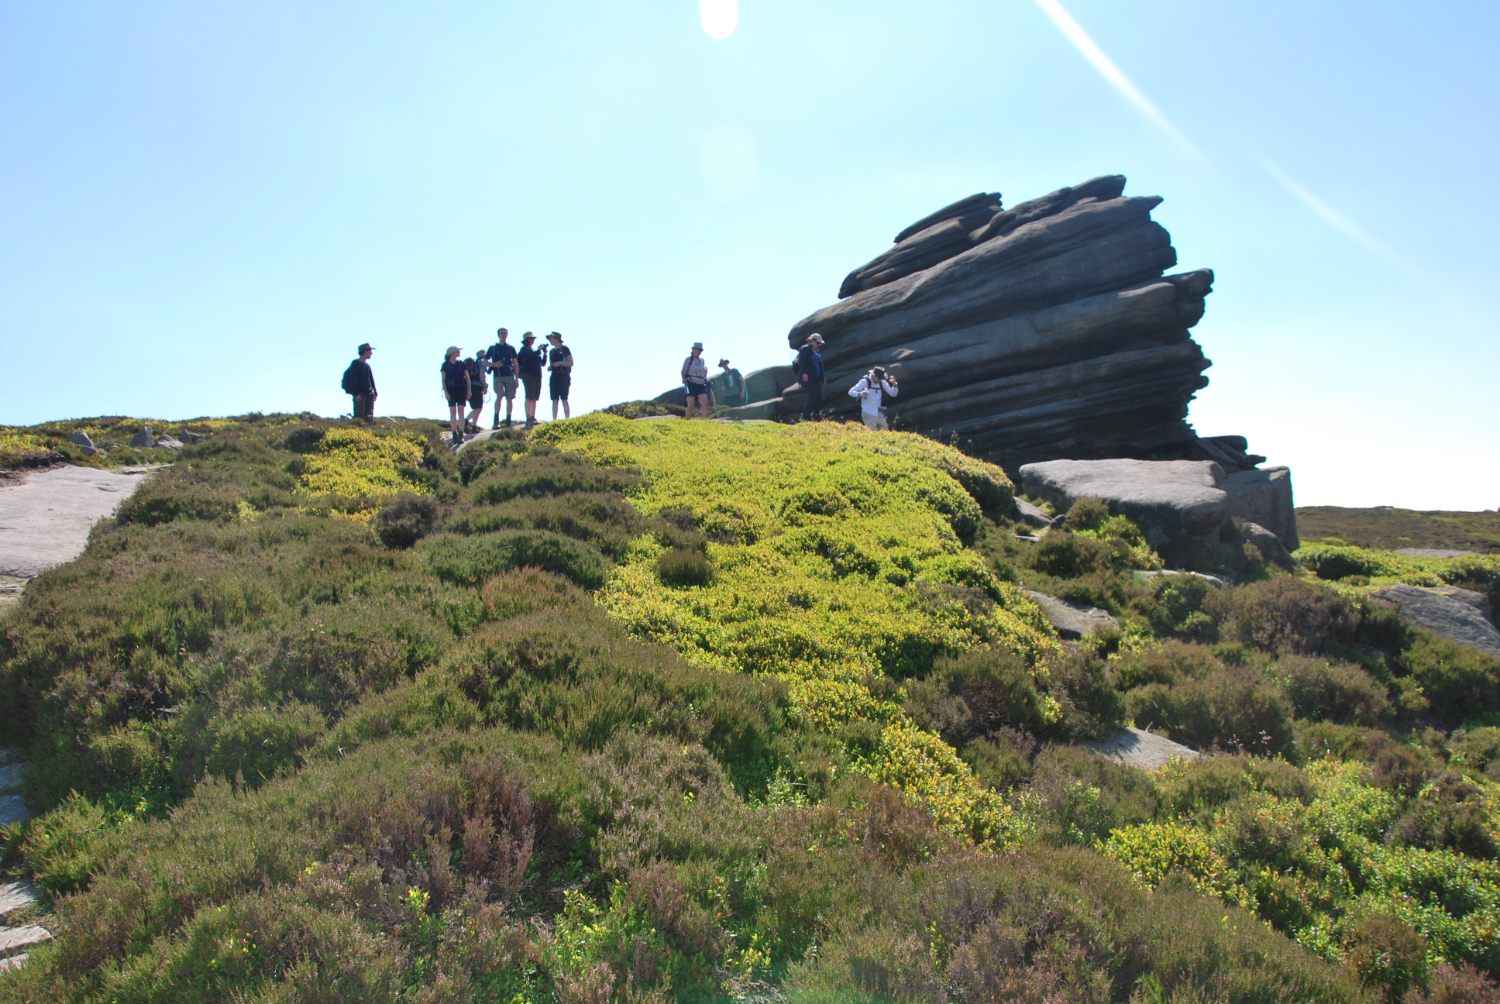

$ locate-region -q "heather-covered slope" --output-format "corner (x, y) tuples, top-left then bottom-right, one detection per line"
(1, 415), (1497, 1000)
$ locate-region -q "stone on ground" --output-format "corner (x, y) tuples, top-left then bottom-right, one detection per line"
(1371, 584), (1500, 659)
(1088, 726), (1202, 769)
(1023, 589), (1119, 639)
(1020, 458), (1228, 565)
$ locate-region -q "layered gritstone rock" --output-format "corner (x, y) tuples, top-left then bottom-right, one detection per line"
(756, 176), (1258, 472)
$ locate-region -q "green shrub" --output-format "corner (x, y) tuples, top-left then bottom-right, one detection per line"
(1126, 667), (1297, 757)
(1281, 655), (1393, 725)
(902, 646), (1047, 743)
(373, 491), (439, 548)
(1407, 963), (1500, 1002)
(1207, 576), (1363, 655)
(1028, 744), (1158, 845)
(199, 701), (326, 787)
(960, 728), (1036, 792)
(1110, 640), (1224, 690)
(656, 546), (714, 587)
(20, 793), (111, 894)
(470, 446), (641, 504)
(418, 529), (609, 590)
(1042, 648), (1125, 739)
(1400, 633), (1500, 723)
(1447, 727), (1500, 782)
(478, 566), (589, 619)
(1031, 529), (1115, 578)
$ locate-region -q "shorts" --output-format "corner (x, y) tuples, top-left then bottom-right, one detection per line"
(446, 387), (468, 408)
(469, 389), (486, 410)
(684, 381), (710, 398)
(521, 372), (542, 401)
(549, 371), (571, 401)
(494, 374), (518, 398)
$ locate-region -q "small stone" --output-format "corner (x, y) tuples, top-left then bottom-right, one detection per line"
(1088, 726), (1201, 769)
(1023, 589), (1120, 639)
(0, 924), (51, 958)
(0, 761), (21, 791)
(0, 881), (40, 918)
(1014, 497), (1054, 529)
(179, 430), (206, 444)
(154, 436), (184, 450)
(128, 425), (155, 448)
(66, 431), (94, 450)
(0, 794), (26, 827)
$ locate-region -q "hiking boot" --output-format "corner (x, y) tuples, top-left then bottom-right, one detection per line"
(491, 419), (500, 430)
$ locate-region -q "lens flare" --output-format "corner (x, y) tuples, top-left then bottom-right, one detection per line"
(699, 0), (738, 40)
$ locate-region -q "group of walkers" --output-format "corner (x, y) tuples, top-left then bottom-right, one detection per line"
(439, 329), (573, 445)
(343, 328), (899, 442)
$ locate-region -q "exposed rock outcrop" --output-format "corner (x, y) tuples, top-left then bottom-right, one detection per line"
(1371, 584), (1500, 660)
(764, 176), (1264, 472)
(1019, 458), (1228, 565)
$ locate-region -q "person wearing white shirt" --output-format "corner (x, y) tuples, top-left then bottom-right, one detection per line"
(849, 366), (898, 430)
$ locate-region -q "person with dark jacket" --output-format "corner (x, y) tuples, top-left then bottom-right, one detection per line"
(797, 332), (826, 420)
(516, 332), (544, 427)
(345, 343), (377, 422)
(440, 345), (470, 445)
(547, 331), (573, 420)
(487, 327), (519, 428)
(465, 349), (489, 435)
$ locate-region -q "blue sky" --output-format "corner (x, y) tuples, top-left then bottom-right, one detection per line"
(3, 1), (1496, 509)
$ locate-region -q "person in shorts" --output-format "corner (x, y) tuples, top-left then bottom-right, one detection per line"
(546, 331), (573, 420)
(517, 331), (544, 427)
(486, 327), (519, 428)
(440, 346), (470, 445)
(681, 341), (710, 418)
(465, 348), (489, 434)
(848, 365), (898, 430)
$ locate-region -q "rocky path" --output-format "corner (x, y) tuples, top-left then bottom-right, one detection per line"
(0, 464), (161, 581)
(0, 750), (49, 973)
(1087, 727), (1201, 769)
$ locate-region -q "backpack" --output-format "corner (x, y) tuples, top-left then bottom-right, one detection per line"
(791, 352), (802, 378)
(341, 361), (360, 395)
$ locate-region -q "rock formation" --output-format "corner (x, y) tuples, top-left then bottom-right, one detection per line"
(743, 175), (1265, 472)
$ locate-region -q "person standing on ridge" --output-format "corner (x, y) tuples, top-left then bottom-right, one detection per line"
(517, 332), (545, 427)
(547, 331), (573, 421)
(487, 327), (519, 428)
(718, 358), (748, 407)
(848, 365), (898, 430)
(797, 332), (826, 420)
(465, 348), (489, 435)
(440, 345), (470, 445)
(343, 343), (377, 422)
(681, 341), (710, 418)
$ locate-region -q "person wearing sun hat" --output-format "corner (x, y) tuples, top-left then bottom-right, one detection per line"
(440, 345), (470, 445)
(546, 331), (573, 421)
(516, 331), (545, 427)
(681, 341), (710, 419)
(796, 332), (826, 420)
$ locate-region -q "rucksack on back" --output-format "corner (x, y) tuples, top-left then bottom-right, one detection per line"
(791, 352), (802, 378)
(341, 361), (360, 394)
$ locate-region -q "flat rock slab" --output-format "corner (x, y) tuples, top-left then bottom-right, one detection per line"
(1088, 726), (1201, 769)
(1023, 589), (1119, 639)
(0, 881), (39, 919)
(0, 953), (27, 972)
(0, 924), (51, 958)
(1371, 584), (1500, 659)
(0, 762), (20, 791)
(0, 465), (160, 578)
(1396, 548), (1480, 559)
(1019, 459), (1227, 565)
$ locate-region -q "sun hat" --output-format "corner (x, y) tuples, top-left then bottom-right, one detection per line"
(808, 333), (825, 344)
(691, 342), (704, 350)
(522, 332), (536, 341)
(358, 342), (373, 354)
(446, 346), (461, 356)
(547, 331), (563, 341)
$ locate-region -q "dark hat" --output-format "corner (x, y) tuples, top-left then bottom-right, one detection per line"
(547, 331), (563, 341)
(691, 341), (704, 350)
(358, 343), (374, 354)
(718, 358), (730, 367)
(522, 331), (536, 341)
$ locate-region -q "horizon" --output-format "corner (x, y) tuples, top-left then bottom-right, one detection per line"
(3, 1), (1496, 510)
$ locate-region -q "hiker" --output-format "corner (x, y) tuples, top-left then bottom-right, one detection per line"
(465, 348), (489, 435)
(718, 358), (748, 407)
(487, 327), (519, 428)
(517, 332), (544, 427)
(682, 342), (710, 419)
(547, 331), (573, 420)
(848, 366), (899, 430)
(797, 333), (826, 420)
(342, 343), (377, 422)
(440, 346), (470, 445)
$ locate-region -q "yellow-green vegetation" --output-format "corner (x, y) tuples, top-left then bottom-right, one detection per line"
(0, 431), (52, 468)
(1297, 540), (1500, 602)
(293, 426), (433, 519)
(536, 415), (1053, 845)
(8, 415), (1500, 1001)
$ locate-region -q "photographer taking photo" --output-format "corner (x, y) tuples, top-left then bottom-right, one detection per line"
(848, 366), (898, 430)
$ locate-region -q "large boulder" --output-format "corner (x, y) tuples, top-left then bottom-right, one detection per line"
(758, 175), (1273, 474)
(128, 426), (154, 448)
(1020, 458), (1228, 565)
(1224, 466), (1297, 550)
(1371, 584), (1500, 660)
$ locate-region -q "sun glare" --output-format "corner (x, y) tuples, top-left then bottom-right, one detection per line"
(699, 0), (738, 40)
